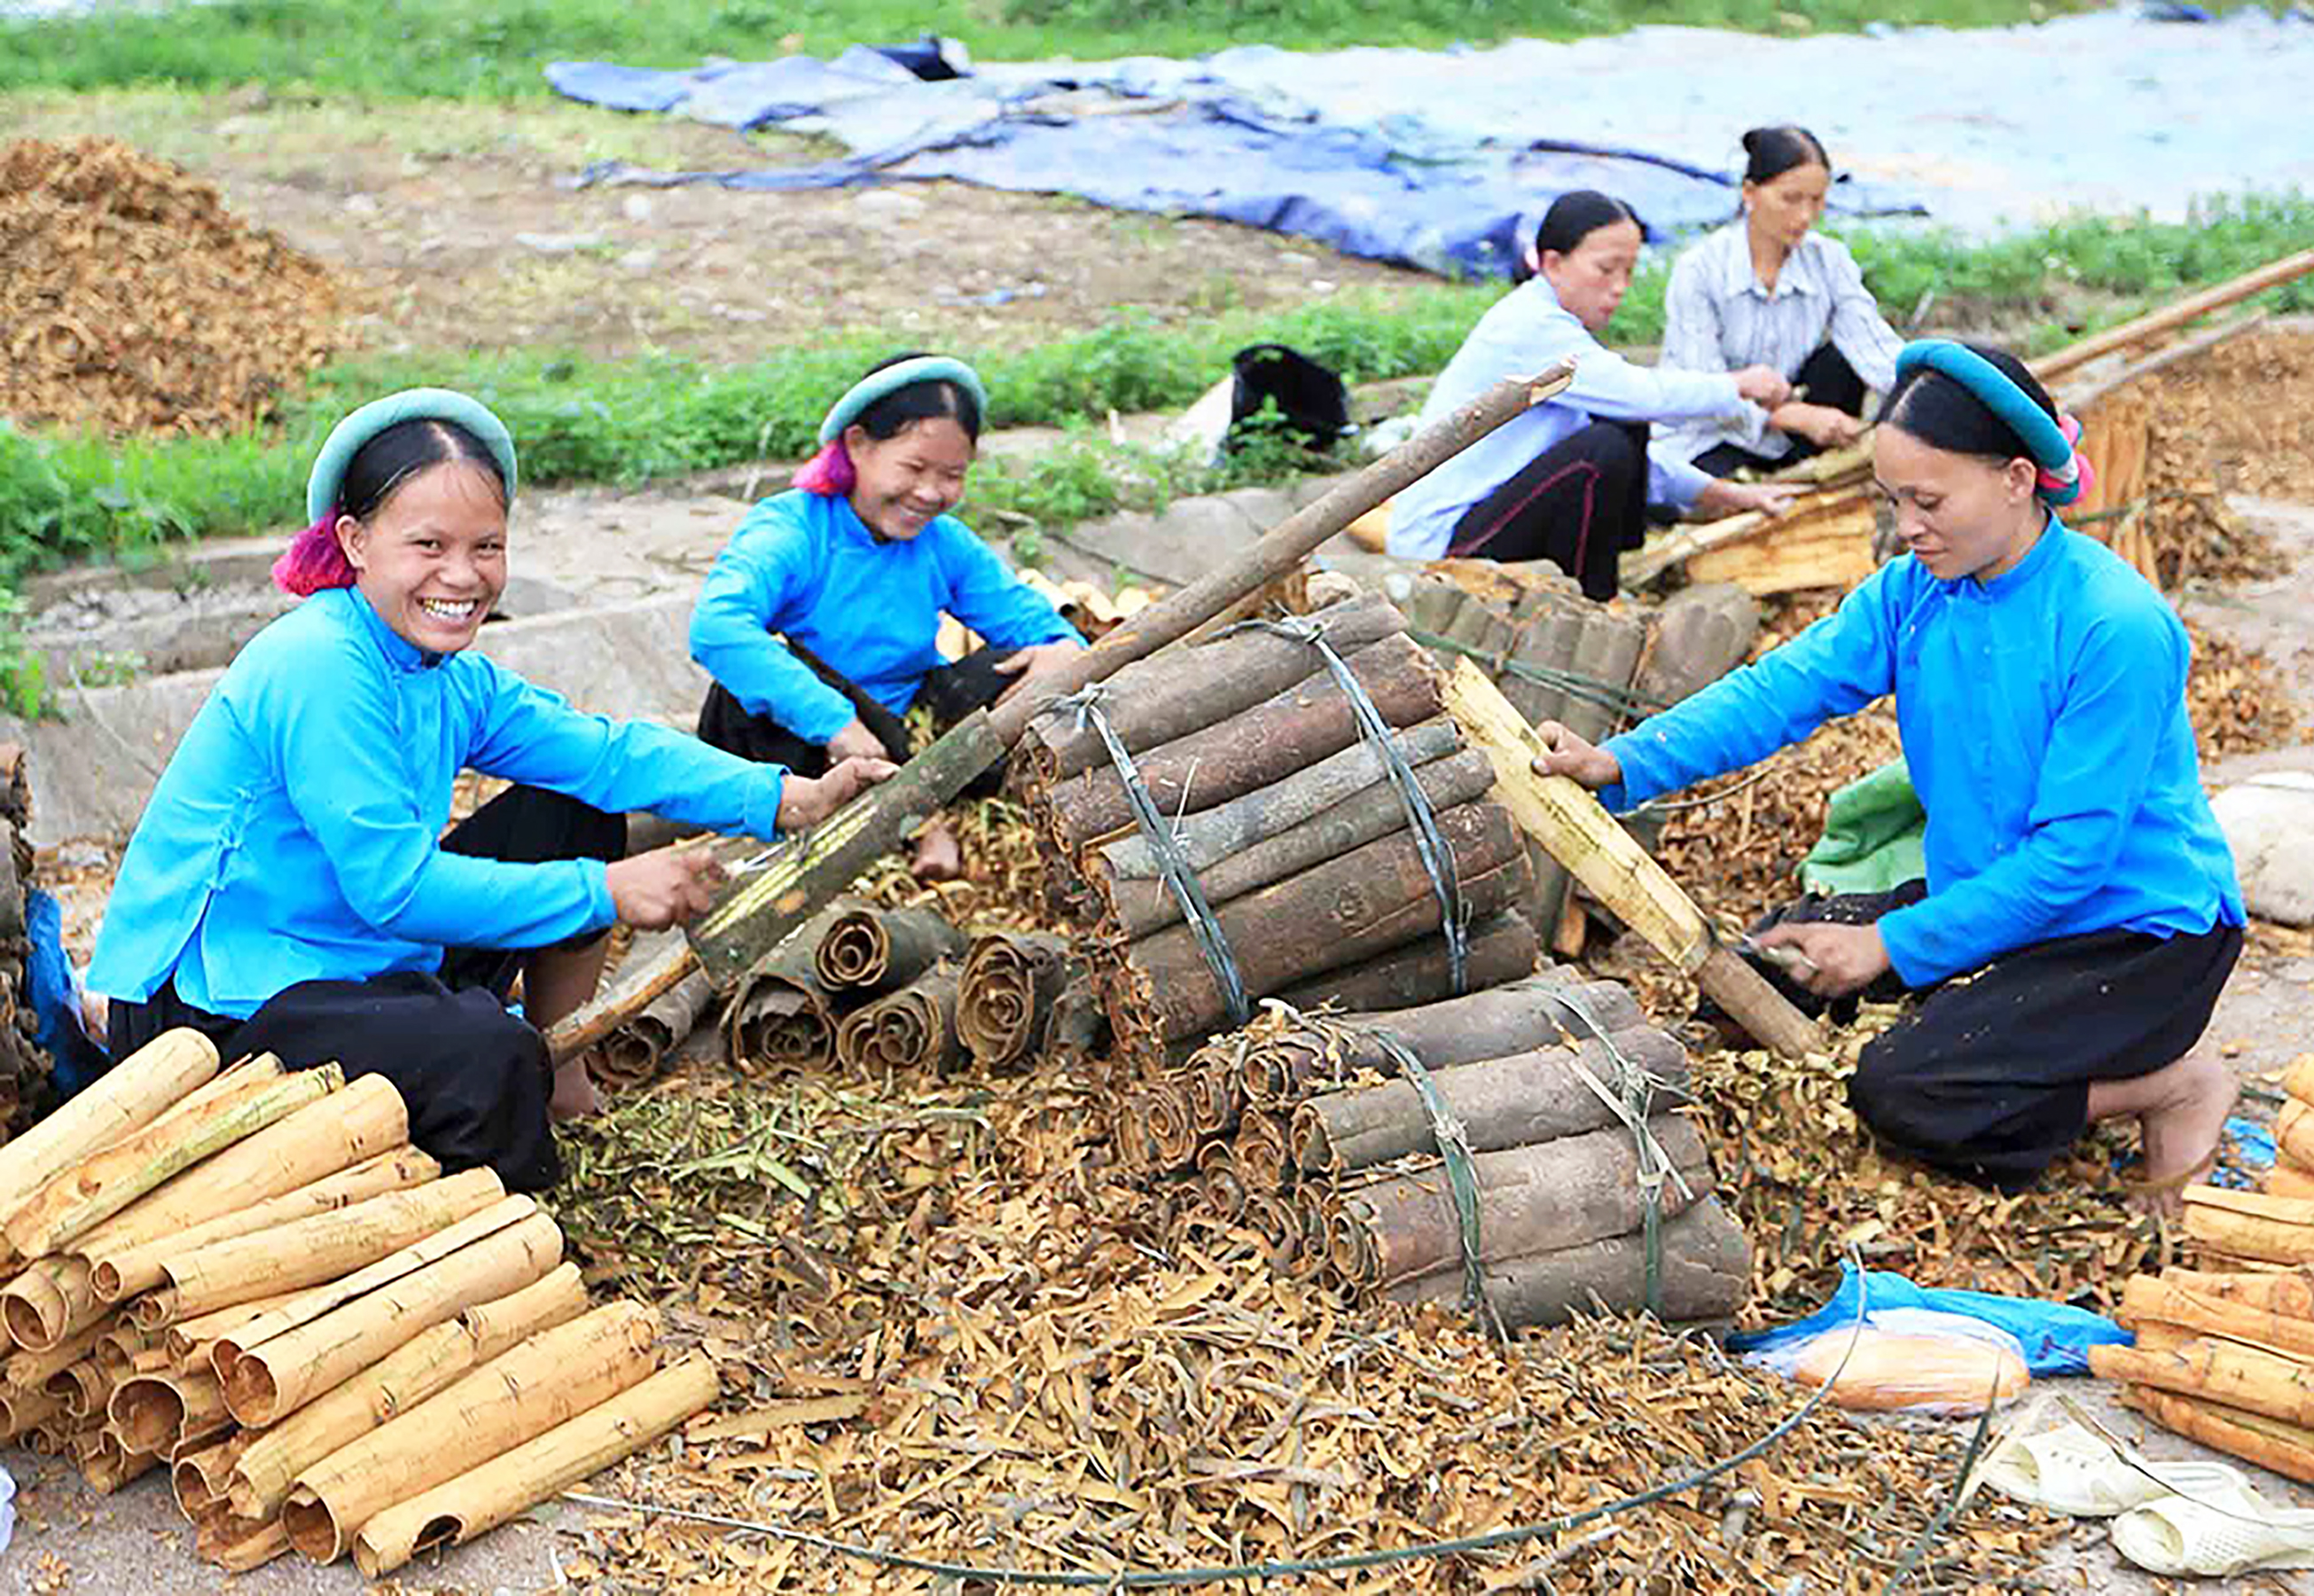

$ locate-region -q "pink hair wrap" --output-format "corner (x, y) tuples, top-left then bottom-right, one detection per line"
(271, 509), (358, 596)
(793, 439), (856, 497)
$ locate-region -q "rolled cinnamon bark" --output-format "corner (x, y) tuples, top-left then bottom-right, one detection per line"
(833, 962), (964, 1076)
(815, 906), (966, 995)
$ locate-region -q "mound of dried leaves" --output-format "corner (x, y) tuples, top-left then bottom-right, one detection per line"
(0, 137), (344, 436)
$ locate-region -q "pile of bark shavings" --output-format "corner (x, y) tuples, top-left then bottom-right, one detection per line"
(2183, 619), (2301, 758)
(1, 137), (346, 437)
(2142, 327), (2314, 523)
(555, 1047), (2076, 1595)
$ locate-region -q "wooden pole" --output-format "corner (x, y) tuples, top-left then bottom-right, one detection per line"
(1442, 659), (1820, 1057)
(684, 363), (1576, 990)
(2029, 249), (2314, 382)
(2054, 309), (2271, 414)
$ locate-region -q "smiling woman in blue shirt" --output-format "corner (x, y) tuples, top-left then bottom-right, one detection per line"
(1386, 191), (1802, 599)
(87, 390), (895, 1190)
(689, 353), (1084, 880)
(1533, 340), (2244, 1200)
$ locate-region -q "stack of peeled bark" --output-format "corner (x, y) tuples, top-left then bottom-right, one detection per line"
(2267, 1053), (2314, 1201)
(1117, 970), (1751, 1334)
(723, 895), (1106, 1078)
(2091, 1219), (2314, 1483)
(0, 1030), (717, 1576)
(1014, 591), (1544, 1072)
(1374, 562), (1758, 951)
(0, 743), (53, 1143)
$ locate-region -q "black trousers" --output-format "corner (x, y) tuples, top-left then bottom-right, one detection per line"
(698, 638), (1012, 798)
(1692, 342), (1869, 479)
(1446, 419), (1650, 601)
(1731, 882), (2243, 1190)
(106, 786), (626, 1193)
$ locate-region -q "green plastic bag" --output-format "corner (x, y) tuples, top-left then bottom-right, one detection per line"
(1800, 758), (1925, 896)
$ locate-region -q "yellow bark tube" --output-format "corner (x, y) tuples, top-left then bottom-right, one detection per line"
(108, 1365), (231, 1455)
(139, 1166), (503, 1328)
(4, 1314), (115, 1389)
(2184, 1185), (2314, 1266)
(282, 1300), (660, 1562)
(2119, 1272), (2314, 1358)
(3, 1256), (104, 1351)
(226, 1262), (588, 1519)
(220, 1208), (564, 1427)
(2121, 1382), (2314, 1484)
(0, 1029), (218, 1256)
(354, 1352), (719, 1576)
(2158, 1267), (2314, 1321)
(2091, 1336), (2314, 1428)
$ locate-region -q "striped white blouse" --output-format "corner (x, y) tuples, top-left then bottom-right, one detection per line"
(1654, 225), (1904, 469)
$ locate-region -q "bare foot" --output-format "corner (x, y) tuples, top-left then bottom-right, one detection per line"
(2089, 1049), (2236, 1218)
(910, 819), (964, 881)
(549, 1056), (602, 1122)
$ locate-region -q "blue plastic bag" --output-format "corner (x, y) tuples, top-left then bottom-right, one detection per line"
(1729, 1263), (2130, 1377)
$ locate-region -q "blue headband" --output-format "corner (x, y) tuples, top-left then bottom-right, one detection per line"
(817, 356), (988, 446)
(1893, 340), (2083, 505)
(306, 388), (518, 525)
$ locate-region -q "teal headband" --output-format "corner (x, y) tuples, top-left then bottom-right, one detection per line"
(306, 388), (518, 525)
(817, 356), (988, 446)
(1893, 340), (2074, 478)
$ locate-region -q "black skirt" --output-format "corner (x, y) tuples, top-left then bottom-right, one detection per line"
(105, 784), (626, 1193)
(1731, 882), (2242, 1189)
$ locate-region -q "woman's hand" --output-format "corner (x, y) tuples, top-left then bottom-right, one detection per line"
(1694, 479), (1804, 520)
(606, 844), (727, 930)
(778, 755), (899, 829)
(825, 718), (892, 764)
(1751, 922), (1891, 998)
(1528, 720), (1623, 790)
(993, 639), (1087, 705)
(1770, 402), (1864, 450)
(1732, 364), (1795, 407)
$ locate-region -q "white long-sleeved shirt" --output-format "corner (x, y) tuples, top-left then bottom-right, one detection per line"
(1654, 225), (1904, 468)
(1388, 275), (1751, 561)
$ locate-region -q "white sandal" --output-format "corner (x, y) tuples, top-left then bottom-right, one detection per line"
(1980, 1421), (2255, 1518)
(2113, 1478), (2314, 1577)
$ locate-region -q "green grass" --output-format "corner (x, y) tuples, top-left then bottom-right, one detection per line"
(0, 0), (2107, 100)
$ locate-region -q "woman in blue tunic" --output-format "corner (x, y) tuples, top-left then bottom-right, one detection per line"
(88, 390), (895, 1188)
(690, 353), (1084, 879)
(1535, 341), (2243, 1196)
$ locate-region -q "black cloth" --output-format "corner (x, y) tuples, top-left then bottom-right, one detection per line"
(104, 784), (626, 1193)
(1692, 342), (1870, 479)
(698, 638), (1012, 797)
(1727, 882), (2243, 1189)
(1445, 419), (1650, 600)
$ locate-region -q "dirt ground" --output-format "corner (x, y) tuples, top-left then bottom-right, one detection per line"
(0, 87), (1426, 364)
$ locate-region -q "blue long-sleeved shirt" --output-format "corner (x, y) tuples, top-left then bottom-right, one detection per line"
(1599, 522), (2242, 986)
(689, 489), (1082, 747)
(1387, 274), (1753, 560)
(89, 585), (789, 1016)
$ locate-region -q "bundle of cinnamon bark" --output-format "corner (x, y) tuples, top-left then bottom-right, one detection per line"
(0, 1030), (716, 1576)
(2268, 1053), (2314, 1200)
(1013, 591), (1544, 1069)
(1118, 970), (1749, 1334)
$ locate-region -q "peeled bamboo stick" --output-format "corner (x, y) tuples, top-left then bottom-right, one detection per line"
(6, 1061), (343, 1260)
(74, 1076), (413, 1277)
(3, 1255), (105, 1351)
(142, 1165), (504, 1328)
(207, 1193), (538, 1372)
(92, 1143), (439, 1303)
(282, 1300), (661, 1562)
(2119, 1272), (2314, 1359)
(2185, 1185), (2314, 1265)
(2120, 1382), (2314, 1485)
(226, 1261), (587, 1520)
(1442, 659), (1820, 1058)
(0, 1029), (219, 1261)
(353, 1351), (717, 1577)
(221, 1208), (564, 1427)
(2091, 1336), (2314, 1428)
(109, 1366), (230, 1455)
(4, 1314), (114, 1389)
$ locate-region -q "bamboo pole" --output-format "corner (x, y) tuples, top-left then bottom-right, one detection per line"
(2055, 309), (2271, 414)
(3, 1255), (104, 1351)
(71, 1076), (412, 1274)
(689, 363), (1577, 989)
(5, 1062), (343, 1260)
(1441, 659), (1821, 1058)
(0, 1029), (219, 1261)
(282, 1300), (661, 1562)
(221, 1208), (564, 1427)
(2090, 1336), (2314, 1428)
(2030, 249), (2314, 382)
(140, 1166), (504, 1329)
(207, 1192), (538, 1373)
(225, 1262), (588, 1520)
(352, 1352), (719, 1577)
(91, 1143), (438, 1303)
